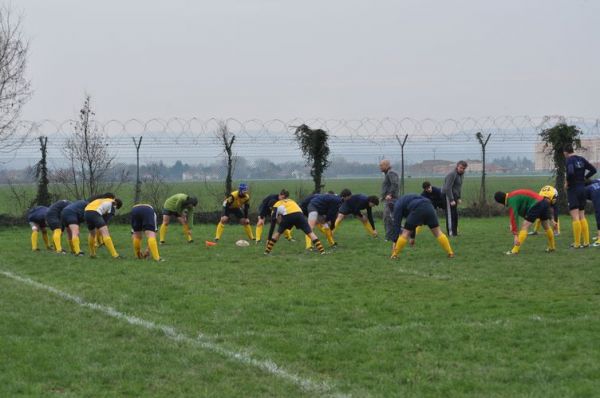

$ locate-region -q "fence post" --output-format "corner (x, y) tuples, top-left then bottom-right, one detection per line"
(475, 132), (491, 206)
(132, 136), (143, 203)
(395, 134), (408, 195)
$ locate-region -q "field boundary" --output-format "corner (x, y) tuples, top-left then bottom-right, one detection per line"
(0, 269), (348, 398)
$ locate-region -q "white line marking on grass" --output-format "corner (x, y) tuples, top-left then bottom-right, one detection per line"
(0, 270), (348, 398)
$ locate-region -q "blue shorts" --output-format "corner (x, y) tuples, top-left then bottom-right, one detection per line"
(45, 212), (63, 231)
(339, 202), (360, 216)
(162, 209), (181, 217)
(61, 209), (82, 227)
(85, 210), (106, 231)
(279, 212), (312, 235)
(525, 200), (552, 223)
(27, 207), (47, 227)
(567, 186), (586, 211)
(131, 205), (158, 232)
(404, 202), (439, 231)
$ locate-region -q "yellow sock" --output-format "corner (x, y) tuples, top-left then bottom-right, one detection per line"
(148, 237), (160, 261)
(533, 219), (541, 233)
(317, 224), (326, 235)
(415, 226), (423, 235)
(362, 221), (375, 237)
(324, 227), (335, 246)
(72, 236), (81, 254)
(42, 231), (50, 249)
(305, 235), (312, 249)
(572, 220), (581, 247)
(31, 230), (38, 250)
(215, 222), (225, 240)
(255, 224), (263, 241)
(159, 224), (168, 242)
(545, 227), (556, 250)
(284, 229), (292, 240)
(133, 236), (142, 258)
(103, 236), (119, 257)
(96, 233), (104, 247)
(182, 223), (193, 242)
(313, 238), (325, 253)
(244, 224), (255, 240)
(580, 218), (590, 246)
(334, 218), (342, 231)
(88, 235), (97, 256)
(68, 239), (75, 253)
(52, 229), (63, 252)
(436, 233), (453, 255)
(555, 219), (560, 234)
(392, 236), (408, 257)
(511, 230), (529, 253)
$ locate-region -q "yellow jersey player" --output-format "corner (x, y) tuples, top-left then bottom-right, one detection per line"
(159, 193), (198, 244)
(264, 191), (326, 255)
(84, 197), (123, 258)
(529, 186), (560, 236)
(214, 183), (254, 242)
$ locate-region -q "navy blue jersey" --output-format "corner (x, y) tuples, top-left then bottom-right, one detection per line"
(421, 186), (446, 209)
(300, 194), (319, 215)
(46, 200), (71, 219)
(392, 194), (434, 238)
(586, 179), (600, 229)
(566, 155), (596, 187)
(27, 206), (49, 225)
(339, 194), (375, 229)
(258, 194), (279, 218)
(61, 200), (88, 225)
(308, 194), (343, 224)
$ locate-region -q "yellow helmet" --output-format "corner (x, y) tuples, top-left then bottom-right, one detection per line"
(539, 185), (558, 204)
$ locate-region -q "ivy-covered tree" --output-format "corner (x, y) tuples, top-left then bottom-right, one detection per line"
(34, 136), (51, 206)
(539, 123), (583, 213)
(294, 124), (330, 193)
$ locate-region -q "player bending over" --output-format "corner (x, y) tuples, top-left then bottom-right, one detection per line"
(84, 197), (123, 258)
(265, 193), (326, 255)
(390, 194), (454, 259)
(131, 204), (162, 261)
(27, 206), (51, 251)
(160, 193), (198, 244)
(335, 189), (380, 237)
(494, 189), (557, 255)
(255, 192), (293, 243)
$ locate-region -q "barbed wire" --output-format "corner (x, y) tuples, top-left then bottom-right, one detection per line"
(3, 116), (600, 165)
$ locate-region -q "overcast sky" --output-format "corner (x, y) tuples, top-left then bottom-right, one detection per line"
(17, 0), (600, 122)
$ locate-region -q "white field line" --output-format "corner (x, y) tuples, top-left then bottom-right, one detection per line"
(0, 270), (348, 398)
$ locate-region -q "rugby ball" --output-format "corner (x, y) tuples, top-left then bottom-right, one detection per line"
(235, 239), (250, 247)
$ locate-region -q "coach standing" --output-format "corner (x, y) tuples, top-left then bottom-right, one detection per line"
(380, 159), (399, 241)
(442, 160), (467, 236)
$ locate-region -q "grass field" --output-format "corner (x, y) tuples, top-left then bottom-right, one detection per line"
(2, 217), (600, 397)
(0, 175), (557, 215)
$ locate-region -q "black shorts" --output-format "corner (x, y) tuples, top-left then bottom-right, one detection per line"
(131, 205), (158, 232)
(525, 200), (552, 223)
(85, 210), (107, 231)
(279, 212), (312, 235)
(46, 213), (63, 231)
(404, 202), (439, 231)
(223, 207), (244, 219)
(258, 204), (271, 219)
(162, 209), (181, 217)
(61, 209), (81, 227)
(567, 186), (586, 211)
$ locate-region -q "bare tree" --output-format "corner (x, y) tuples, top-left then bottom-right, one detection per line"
(140, 163), (169, 211)
(56, 95), (119, 199)
(0, 5), (32, 152)
(215, 120), (236, 196)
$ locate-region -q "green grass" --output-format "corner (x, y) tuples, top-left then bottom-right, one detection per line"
(0, 175), (556, 215)
(1, 218), (600, 397)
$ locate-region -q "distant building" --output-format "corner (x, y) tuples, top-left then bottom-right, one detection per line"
(535, 138), (600, 171)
